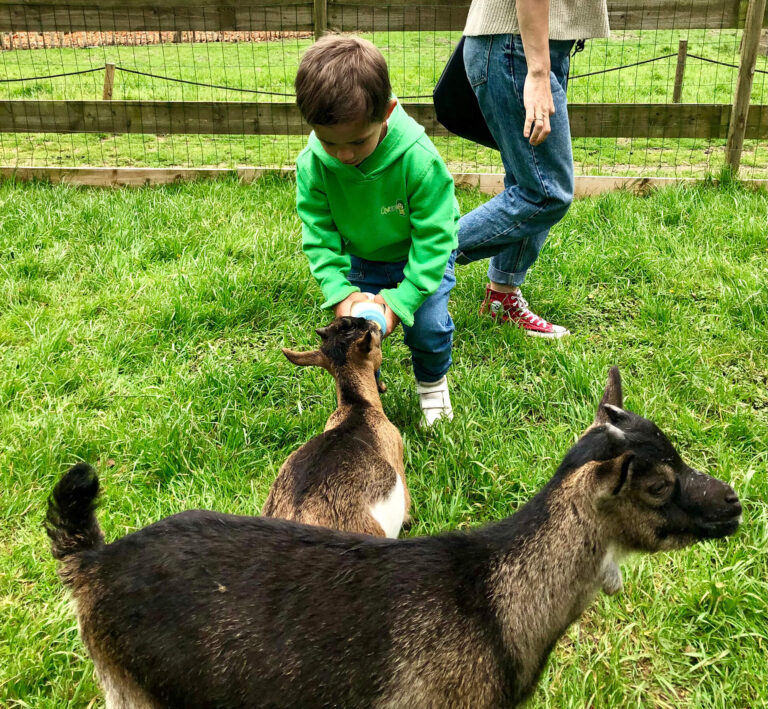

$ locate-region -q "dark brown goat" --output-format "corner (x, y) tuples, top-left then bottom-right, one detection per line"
(262, 316), (408, 537)
(46, 368), (741, 709)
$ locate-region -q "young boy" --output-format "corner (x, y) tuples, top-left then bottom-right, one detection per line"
(294, 35), (460, 426)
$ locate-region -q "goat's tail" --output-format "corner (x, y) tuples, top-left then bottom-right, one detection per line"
(46, 463), (104, 569)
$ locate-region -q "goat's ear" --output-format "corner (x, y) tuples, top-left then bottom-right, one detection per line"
(595, 452), (635, 497)
(594, 367), (624, 424)
(603, 422), (627, 445)
(355, 330), (374, 355)
(315, 326), (331, 340)
(596, 403), (631, 427)
(282, 348), (327, 368)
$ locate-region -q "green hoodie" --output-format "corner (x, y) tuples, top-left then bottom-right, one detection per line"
(296, 101), (459, 327)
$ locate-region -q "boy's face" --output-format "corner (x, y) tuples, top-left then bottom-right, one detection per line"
(312, 99), (397, 167)
(314, 118), (385, 166)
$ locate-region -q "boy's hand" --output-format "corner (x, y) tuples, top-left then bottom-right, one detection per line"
(333, 292), (370, 318)
(373, 294), (400, 338)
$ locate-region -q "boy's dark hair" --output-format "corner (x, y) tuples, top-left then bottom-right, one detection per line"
(295, 35), (392, 126)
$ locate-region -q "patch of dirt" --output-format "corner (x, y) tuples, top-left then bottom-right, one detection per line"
(1, 30), (311, 51)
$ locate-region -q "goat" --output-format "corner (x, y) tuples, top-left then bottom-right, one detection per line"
(262, 316), (408, 537)
(46, 367), (741, 709)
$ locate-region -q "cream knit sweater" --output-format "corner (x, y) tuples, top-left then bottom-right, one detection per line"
(464, 0), (610, 40)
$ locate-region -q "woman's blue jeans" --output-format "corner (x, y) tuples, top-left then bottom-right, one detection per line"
(457, 34), (576, 287)
(347, 252), (456, 383)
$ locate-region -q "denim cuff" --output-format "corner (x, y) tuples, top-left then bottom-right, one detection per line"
(487, 263), (527, 288)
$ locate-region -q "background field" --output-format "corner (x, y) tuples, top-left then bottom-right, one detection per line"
(0, 176), (766, 706)
(2, 29), (767, 176)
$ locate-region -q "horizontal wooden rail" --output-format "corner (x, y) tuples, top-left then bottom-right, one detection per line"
(0, 100), (309, 134)
(1, 100), (767, 140)
(0, 0), (759, 32)
(1, 166), (766, 195)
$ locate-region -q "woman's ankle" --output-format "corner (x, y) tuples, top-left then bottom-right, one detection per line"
(489, 282), (520, 295)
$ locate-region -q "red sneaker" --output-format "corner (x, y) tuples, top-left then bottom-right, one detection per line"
(480, 286), (570, 338)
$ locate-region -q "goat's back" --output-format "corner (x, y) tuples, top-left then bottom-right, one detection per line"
(69, 511), (510, 708)
(263, 408), (406, 537)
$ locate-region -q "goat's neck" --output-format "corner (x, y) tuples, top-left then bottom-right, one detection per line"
(489, 474), (608, 688)
(327, 366), (404, 478)
(332, 366), (384, 413)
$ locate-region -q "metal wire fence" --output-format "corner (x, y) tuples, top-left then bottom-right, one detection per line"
(1, 1), (766, 179)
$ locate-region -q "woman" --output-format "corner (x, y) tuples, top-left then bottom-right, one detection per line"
(457, 0), (610, 337)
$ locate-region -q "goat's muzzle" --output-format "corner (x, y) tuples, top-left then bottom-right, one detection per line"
(679, 468), (742, 539)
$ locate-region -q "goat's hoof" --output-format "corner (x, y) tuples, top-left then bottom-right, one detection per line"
(377, 380), (387, 394)
(401, 515), (413, 533)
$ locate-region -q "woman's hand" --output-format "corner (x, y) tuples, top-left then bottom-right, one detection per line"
(523, 71), (555, 146)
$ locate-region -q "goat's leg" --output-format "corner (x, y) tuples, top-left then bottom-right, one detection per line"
(96, 662), (163, 709)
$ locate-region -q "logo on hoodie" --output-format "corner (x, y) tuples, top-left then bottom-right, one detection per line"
(381, 199), (406, 217)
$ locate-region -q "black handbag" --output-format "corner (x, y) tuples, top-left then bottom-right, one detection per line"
(433, 36), (499, 151)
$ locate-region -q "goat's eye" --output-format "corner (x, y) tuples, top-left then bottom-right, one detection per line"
(647, 480), (670, 496)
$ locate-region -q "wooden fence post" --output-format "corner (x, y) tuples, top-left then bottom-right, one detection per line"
(102, 62), (115, 100)
(725, 0), (767, 173)
(672, 39), (688, 103)
(314, 0), (327, 41)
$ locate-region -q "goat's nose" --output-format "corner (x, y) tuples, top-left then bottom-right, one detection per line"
(725, 492), (739, 505)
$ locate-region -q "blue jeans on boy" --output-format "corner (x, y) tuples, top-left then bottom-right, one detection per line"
(347, 251), (456, 383)
(457, 35), (576, 287)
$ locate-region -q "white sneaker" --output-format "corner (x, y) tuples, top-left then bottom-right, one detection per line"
(416, 376), (453, 427)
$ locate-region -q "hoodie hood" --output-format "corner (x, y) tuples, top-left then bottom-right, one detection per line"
(306, 100), (425, 182)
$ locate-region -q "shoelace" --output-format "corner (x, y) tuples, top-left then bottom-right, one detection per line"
(508, 295), (547, 328)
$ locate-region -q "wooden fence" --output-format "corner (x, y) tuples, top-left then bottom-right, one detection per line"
(1, 0), (767, 188)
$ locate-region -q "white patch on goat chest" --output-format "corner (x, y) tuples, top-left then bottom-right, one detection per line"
(599, 543), (624, 596)
(369, 473), (405, 538)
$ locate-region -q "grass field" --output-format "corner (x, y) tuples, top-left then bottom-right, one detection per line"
(1, 29), (767, 176)
(1, 176), (767, 707)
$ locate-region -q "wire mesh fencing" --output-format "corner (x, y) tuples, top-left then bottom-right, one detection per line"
(1, 1), (766, 179)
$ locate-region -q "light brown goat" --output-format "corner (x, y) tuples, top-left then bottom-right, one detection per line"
(262, 316), (409, 537)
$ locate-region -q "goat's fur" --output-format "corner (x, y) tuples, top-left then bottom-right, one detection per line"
(262, 316), (408, 537)
(47, 368), (741, 708)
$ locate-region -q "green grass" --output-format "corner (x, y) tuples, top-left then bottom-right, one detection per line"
(1, 176), (767, 707)
(1, 29), (767, 176)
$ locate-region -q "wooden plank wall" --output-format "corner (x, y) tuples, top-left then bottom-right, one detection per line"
(0, 4), (314, 33)
(0, 0), (756, 32)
